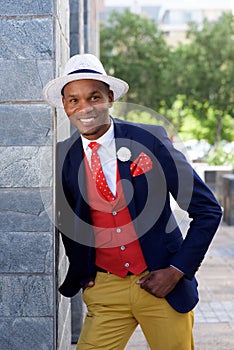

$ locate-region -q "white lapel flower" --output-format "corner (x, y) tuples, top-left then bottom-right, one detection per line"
(116, 147), (131, 162)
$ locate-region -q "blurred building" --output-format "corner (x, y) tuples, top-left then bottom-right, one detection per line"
(102, 0), (234, 45)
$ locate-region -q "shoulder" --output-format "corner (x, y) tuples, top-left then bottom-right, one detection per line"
(56, 131), (81, 156)
(57, 130), (80, 150)
(113, 117), (167, 137)
(56, 131), (81, 168)
(113, 117), (169, 149)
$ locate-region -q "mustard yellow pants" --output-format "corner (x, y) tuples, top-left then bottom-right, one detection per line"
(77, 271), (194, 350)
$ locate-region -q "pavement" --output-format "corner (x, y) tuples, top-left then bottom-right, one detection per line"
(71, 221), (234, 349)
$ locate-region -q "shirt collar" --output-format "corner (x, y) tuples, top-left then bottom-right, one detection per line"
(81, 119), (114, 152)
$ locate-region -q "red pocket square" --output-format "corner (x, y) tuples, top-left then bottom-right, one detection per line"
(130, 152), (153, 177)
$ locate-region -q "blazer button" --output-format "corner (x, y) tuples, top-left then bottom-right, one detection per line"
(124, 262), (130, 268)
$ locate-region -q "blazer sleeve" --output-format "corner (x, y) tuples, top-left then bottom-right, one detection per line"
(56, 141), (76, 237)
(154, 126), (223, 279)
(55, 140), (96, 296)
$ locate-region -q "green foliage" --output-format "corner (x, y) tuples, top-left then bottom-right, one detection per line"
(171, 13), (234, 144)
(161, 96), (234, 144)
(100, 10), (234, 163)
(100, 10), (169, 110)
(159, 95), (193, 131)
(206, 143), (234, 166)
(185, 13), (234, 113)
(111, 102), (176, 138)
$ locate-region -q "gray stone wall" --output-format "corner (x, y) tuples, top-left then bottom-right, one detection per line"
(0, 0), (69, 349)
(0, 0), (100, 349)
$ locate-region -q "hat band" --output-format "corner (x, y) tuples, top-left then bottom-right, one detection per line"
(68, 69), (103, 75)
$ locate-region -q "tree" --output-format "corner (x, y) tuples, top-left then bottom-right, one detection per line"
(100, 10), (169, 111)
(100, 11), (234, 147)
(171, 13), (234, 144)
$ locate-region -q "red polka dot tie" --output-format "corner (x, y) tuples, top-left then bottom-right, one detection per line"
(88, 142), (115, 202)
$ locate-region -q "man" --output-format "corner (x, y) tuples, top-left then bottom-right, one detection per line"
(43, 54), (222, 349)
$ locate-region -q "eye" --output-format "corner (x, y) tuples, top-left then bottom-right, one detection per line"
(91, 95), (100, 101)
(69, 98), (78, 103)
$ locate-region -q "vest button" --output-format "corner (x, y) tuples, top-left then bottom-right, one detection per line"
(116, 228), (121, 233)
(124, 262), (130, 268)
(112, 211), (117, 216)
(120, 245), (126, 251)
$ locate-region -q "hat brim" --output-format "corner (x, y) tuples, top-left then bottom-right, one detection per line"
(43, 73), (129, 108)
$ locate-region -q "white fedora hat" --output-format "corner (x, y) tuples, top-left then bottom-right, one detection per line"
(43, 53), (129, 108)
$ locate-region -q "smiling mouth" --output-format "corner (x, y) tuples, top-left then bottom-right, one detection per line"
(78, 117), (96, 124)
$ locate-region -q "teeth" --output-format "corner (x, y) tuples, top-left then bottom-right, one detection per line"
(79, 118), (95, 123)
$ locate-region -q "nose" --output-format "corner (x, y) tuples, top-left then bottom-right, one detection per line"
(77, 100), (94, 115)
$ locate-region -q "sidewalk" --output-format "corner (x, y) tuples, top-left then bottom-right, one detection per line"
(71, 222), (234, 349)
(193, 222), (234, 350)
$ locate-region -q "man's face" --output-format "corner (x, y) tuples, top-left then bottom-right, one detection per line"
(62, 79), (114, 140)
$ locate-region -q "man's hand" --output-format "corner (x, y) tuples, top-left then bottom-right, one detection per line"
(136, 267), (184, 298)
(82, 279), (95, 291)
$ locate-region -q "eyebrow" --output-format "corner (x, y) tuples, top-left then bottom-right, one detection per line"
(66, 90), (101, 98)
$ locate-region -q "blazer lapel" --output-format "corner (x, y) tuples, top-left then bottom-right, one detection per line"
(67, 120), (138, 227)
(113, 119), (138, 222)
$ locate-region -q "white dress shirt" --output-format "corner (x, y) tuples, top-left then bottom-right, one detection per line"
(81, 121), (117, 196)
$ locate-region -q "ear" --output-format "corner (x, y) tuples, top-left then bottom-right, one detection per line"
(108, 90), (114, 107)
(62, 96), (65, 106)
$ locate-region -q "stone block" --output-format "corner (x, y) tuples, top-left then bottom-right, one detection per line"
(0, 317), (53, 350)
(0, 232), (52, 273)
(0, 0), (53, 16)
(0, 18), (53, 59)
(0, 104), (53, 146)
(0, 0), (73, 349)
(0, 275), (53, 317)
(0, 59), (52, 102)
(38, 59), (56, 93)
(222, 174), (234, 225)
(0, 189), (52, 232)
(0, 146), (52, 187)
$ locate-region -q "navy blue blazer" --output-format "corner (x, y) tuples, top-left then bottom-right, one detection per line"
(56, 118), (222, 313)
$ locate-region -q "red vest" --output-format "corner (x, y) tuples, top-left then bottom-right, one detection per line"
(84, 157), (147, 277)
